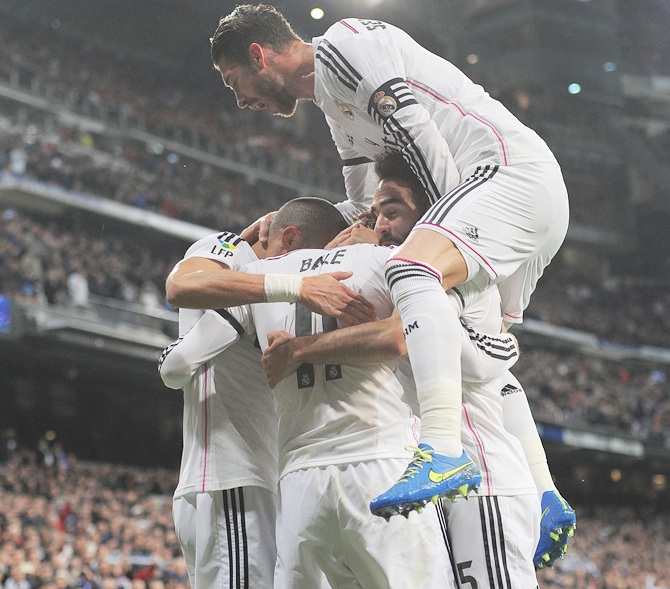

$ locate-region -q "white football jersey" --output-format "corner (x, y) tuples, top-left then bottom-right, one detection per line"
(396, 283), (535, 496)
(170, 232), (278, 498)
(461, 376), (537, 496)
(312, 18), (558, 219)
(241, 244), (419, 479)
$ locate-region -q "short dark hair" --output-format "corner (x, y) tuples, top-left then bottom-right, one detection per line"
(374, 152), (431, 215)
(211, 4), (302, 68)
(270, 197), (348, 248)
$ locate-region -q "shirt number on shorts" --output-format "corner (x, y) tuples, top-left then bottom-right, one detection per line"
(457, 561), (478, 588)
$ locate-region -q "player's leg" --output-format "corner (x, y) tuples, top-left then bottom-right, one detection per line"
(374, 163), (568, 516)
(339, 460), (457, 589)
(275, 468), (346, 589)
(497, 211), (569, 327)
(372, 229), (478, 518)
(172, 495), (197, 588)
(174, 488), (276, 589)
(499, 372), (577, 568)
(441, 494), (540, 588)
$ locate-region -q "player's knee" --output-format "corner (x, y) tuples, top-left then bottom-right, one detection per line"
(388, 237), (468, 290)
(383, 258), (443, 298)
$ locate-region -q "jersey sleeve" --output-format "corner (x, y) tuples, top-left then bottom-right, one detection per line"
(316, 19), (460, 204)
(459, 322), (519, 383)
(335, 161), (377, 223)
(447, 284), (519, 381)
(183, 231), (254, 270)
(324, 114), (375, 222)
(158, 309), (249, 389)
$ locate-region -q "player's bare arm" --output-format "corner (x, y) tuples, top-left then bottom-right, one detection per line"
(261, 331), (300, 389)
(240, 211), (278, 244)
(167, 257), (375, 325)
(166, 256), (267, 309)
(298, 272), (377, 326)
(325, 223), (379, 249)
(262, 314), (405, 388)
(262, 296), (519, 388)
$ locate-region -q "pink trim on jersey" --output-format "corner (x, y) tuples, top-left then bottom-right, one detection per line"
(410, 415), (420, 443)
(463, 403), (492, 496)
(265, 252), (291, 261)
(387, 256), (443, 280)
(504, 311), (522, 320)
(201, 362), (210, 493)
(407, 80), (509, 165)
(414, 224), (499, 279)
(338, 20), (359, 34)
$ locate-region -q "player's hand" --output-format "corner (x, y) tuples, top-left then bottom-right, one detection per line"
(299, 272), (376, 325)
(262, 331), (300, 388)
(325, 223), (379, 249)
(241, 211), (277, 244)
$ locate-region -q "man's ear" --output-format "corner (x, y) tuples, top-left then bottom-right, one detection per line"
(280, 226), (302, 252)
(249, 43), (266, 70)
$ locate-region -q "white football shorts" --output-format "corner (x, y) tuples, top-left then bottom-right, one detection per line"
(173, 487), (277, 589)
(414, 162), (569, 324)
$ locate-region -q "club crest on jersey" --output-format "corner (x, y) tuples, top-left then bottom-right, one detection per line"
(376, 95), (397, 117)
(373, 91), (386, 103)
(335, 99), (354, 120)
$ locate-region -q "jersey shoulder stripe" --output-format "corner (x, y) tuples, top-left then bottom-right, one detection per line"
(158, 336), (183, 373)
(384, 116), (442, 204)
(316, 39), (363, 92)
(215, 231), (244, 247)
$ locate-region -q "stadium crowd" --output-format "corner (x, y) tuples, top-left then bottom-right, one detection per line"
(1, 198), (669, 447)
(0, 441), (188, 589)
(0, 122), (297, 236)
(1, 437), (669, 589)
(0, 13), (345, 196)
(0, 205), (179, 312)
(2, 121), (670, 348)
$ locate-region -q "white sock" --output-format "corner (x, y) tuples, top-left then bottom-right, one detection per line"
(385, 258), (463, 457)
(501, 372), (555, 494)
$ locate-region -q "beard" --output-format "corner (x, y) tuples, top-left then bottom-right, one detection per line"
(253, 75), (298, 117)
(379, 233), (403, 247)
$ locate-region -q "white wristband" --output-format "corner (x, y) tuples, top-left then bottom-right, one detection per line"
(264, 273), (303, 303)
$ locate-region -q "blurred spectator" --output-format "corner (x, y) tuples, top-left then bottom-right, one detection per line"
(138, 281), (162, 312)
(9, 144), (26, 177)
(43, 268), (66, 306)
(3, 566), (31, 589)
(0, 209), (183, 311)
(1, 428), (18, 464)
(66, 262), (89, 309)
